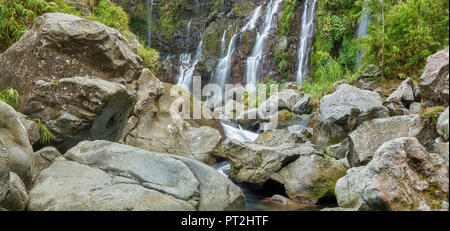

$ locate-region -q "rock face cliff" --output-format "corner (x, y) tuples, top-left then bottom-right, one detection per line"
(112, 0), (305, 85)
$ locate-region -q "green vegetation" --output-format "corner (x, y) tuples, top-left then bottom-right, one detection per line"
(88, 0), (129, 34)
(29, 118), (54, 145)
(138, 45), (160, 73)
(0, 0), (159, 72)
(303, 0), (360, 102)
(361, 0), (449, 80)
(420, 106), (446, 128)
(278, 0), (300, 36)
(0, 87), (19, 107)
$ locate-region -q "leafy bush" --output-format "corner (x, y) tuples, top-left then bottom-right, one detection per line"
(138, 45), (160, 73)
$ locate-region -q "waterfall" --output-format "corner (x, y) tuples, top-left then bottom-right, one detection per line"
(176, 40), (203, 91)
(221, 123), (259, 143)
(220, 30), (227, 58)
(355, 1), (371, 70)
(241, 6), (262, 33)
(146, 0), (154, 47)
(296, 0), (318, 84)
(211, 34), (238, 94)
(246, 0), (283, 91)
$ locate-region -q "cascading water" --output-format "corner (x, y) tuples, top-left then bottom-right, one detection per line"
(211, 34), (237, 94)
(296, 0), (318, 84)
(241, 6), (262, 33)
(220, 30), (227, 58)
(246, 0), (283, 91)
(355, 1), (371, 69)
(146, 0), (154, 47)
(176, 40), (203, 91)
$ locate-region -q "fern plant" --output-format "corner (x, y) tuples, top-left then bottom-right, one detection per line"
(29, 118), (54, 145)
(0, 87), (19, 107)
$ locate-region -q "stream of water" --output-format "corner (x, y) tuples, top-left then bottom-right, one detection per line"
(296, 0), (318, 84)
(246, 0), (283, 91)
(355, 0), (371, 69)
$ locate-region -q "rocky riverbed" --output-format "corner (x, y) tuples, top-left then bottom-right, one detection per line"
(0, 0), (448, 211)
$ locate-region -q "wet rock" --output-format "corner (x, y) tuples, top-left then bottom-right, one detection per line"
(437, 107), (449, 141)
(224, 140), (324, 184)
(314, 84), (389, 147)
(336, 137), (448, 211)
(28, 141), (244, 211)
(23, 77), (135, 152)
(419, 48), (449, 106)
(326, 138), (350, 160)
(260, 194), (316, 211)
(275, 154), (348, 204)
(0, 102), (34, 186)
(0, 172), (28, 211)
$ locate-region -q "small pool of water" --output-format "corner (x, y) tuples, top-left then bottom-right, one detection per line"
(213, 161), (335, 211)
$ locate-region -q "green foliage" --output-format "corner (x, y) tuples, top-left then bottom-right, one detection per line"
(0, 0), (57, 51)
(273, 47), (293, 79)
(305, 0), (359, 103)
(420, 106), (446, 128)
(361, 0), (449, 80)
(29, 118), (54, 145)
(0, 87), (19, 107)
(158, 0), (187, 40)
(138, 45), (160, 73)
(89, 0), (129, 33)
(278, 0), (299, 36)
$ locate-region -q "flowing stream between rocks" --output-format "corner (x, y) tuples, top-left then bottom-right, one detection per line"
(216, 123), (333, 211)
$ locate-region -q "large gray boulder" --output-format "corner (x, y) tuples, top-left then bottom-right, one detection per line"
(437, 107), (449, 141)
(314, 84), (389, 147)
(0, 13), (143, 110)
(254, 127), (312, 147)
(0, 141), (9, 203)
(23, 77), (135, 152)
(32, 147), (63, 181)
(273, 155), (348, 204)
(28, 141), (244, 211)
(122, 70), (222, 163)
(224, 140), (324, 183)
(419, 48), (449, 106)
(336, 137), (449, 211)
(348, 115), (438, 167)
(0, 102), (34, 186)
(0, 172), (28, 211)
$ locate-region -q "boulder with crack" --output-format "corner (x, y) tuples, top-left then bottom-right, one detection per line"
(348, 115), (440, 167)
(336, 137), (449, 211)
(224, 140), (324, 184)
(314, 84), (389, 147)
(27, 141), (245, 211)
(23, 76), (135, 152)
(272, 155), (348, 204)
